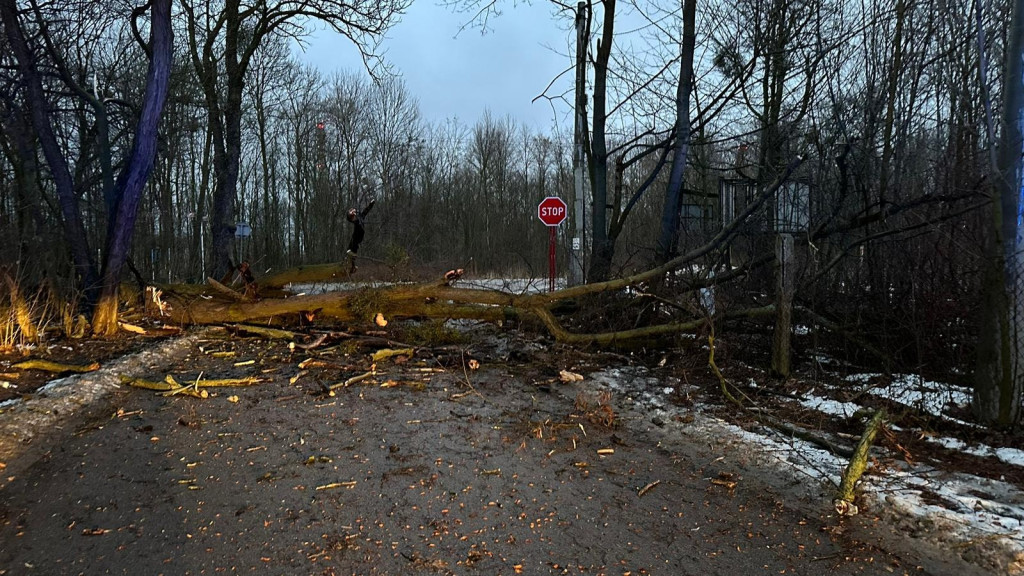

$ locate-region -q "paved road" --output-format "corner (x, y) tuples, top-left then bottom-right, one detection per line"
(0, 332), (988, 575)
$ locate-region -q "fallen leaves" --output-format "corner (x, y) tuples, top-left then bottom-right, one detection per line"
(559, 370), (584, 383)
(710, 472), (738, 494)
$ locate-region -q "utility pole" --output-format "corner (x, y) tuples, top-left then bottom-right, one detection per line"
(570, 1), (587, 285)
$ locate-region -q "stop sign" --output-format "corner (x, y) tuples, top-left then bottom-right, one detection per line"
(537, 196), (568, 226)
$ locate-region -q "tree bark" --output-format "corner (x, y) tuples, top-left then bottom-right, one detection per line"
(587, 0), (615, 282)
(0, 0), (98, 293)
(92, 0), (173, 336)
(655, 0), (696, 264)
(974, 0), (1024, 428)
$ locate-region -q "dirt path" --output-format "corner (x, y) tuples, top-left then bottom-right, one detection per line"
(0, 329), (990, 576)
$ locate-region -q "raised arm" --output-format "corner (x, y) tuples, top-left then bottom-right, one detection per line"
(360, 198), (376, 218)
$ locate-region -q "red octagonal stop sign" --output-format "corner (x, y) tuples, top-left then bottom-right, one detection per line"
(537, 196), (568, 226)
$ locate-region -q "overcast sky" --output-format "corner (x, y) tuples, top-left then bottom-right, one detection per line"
(294, 1), (578, 132)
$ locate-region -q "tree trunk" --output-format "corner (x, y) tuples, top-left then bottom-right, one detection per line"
(92, 0), (173, 336)
(0, 0), (98, 294)
(878, 0), (907, 207)
(655, 0), (696, 264)
(974, 0), (1024, 428)
(587, 0), (615, 282)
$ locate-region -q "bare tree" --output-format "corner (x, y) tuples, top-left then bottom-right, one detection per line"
(975, 0), (1024, 428)
(180, 0), (409, 278)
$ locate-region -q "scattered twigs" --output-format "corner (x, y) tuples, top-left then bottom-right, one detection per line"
(13, 359), (100, 373)
(707, 330), (750, 407)
(315, 481), (357, 490)
(120, 375), (173, 391)
(794, 306), (891, 370)
(290, 333), (329, 351)
(298, 358), (355, 371)
(710, 474), (738, 492)
(638, 480), (661, 497)
(325, 369), (377, 394)
(457, 351), (486, 402)
(227, 324), (296, 340)
(193, 377), (261, 387)
(158, 375), (208, 399)
(120, 374), (261, 398)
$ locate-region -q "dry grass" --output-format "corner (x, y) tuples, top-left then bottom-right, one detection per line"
(0, 273), (79, 349)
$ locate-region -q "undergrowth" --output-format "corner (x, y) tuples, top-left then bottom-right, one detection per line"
(400, 320), (467, 346)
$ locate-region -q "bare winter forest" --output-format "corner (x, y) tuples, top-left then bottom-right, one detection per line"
(1, 0), (1024, 430)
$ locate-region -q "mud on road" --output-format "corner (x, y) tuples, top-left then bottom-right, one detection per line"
(0, 326), (989, 575)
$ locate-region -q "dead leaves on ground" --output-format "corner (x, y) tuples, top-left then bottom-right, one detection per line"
(574, 390), (617, 428)
(125, 324), (477, 404)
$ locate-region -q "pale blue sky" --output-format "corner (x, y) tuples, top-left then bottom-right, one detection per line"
(295, 1), (578, 131)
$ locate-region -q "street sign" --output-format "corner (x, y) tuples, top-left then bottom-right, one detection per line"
(537, 197), (568, 291)
(234, 222), (252, 238)
(538, 196), (568, 226)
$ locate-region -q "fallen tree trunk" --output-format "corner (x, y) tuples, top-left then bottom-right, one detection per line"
(150, 268), (778, 347)
(835, 408), (887, 515)
(150, 167), (809, 345)
(156, 274), (521, 324)
(260, 262), (354, 290)
(146, 163), (810, 344)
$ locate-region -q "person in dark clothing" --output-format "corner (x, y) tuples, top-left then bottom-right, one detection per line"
(345, 198), (375, 271)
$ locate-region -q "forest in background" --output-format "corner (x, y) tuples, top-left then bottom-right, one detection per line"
(0, 0), (1021, 426)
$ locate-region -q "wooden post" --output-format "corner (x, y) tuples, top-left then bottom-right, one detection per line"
(771, 233), (794, 377)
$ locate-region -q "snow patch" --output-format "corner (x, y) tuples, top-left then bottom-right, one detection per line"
(588, 365), (1024, 571)
(799, 391), (860, 418)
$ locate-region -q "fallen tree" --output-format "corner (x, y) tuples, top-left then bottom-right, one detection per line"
(146, 164), (805, 345)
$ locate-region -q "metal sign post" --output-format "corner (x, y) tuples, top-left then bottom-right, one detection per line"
(538, 197), (568, 291)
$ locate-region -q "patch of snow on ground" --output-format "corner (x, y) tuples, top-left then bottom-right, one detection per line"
(926, 436), (1024, 469)
(876, 374), (972, 417)
(842, 372), (975, 424)
(867, 467), (1024, 557)
(844, 372), (882, 384)
(588, 365), (1024, 569)
(799, 391), (861, 418)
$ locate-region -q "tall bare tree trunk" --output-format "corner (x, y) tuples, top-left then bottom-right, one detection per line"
(975, 0), (1024, 428)
(655, 0), (696, 264)
(587, 0), (615, 282)
(92, 0), (173, 336)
